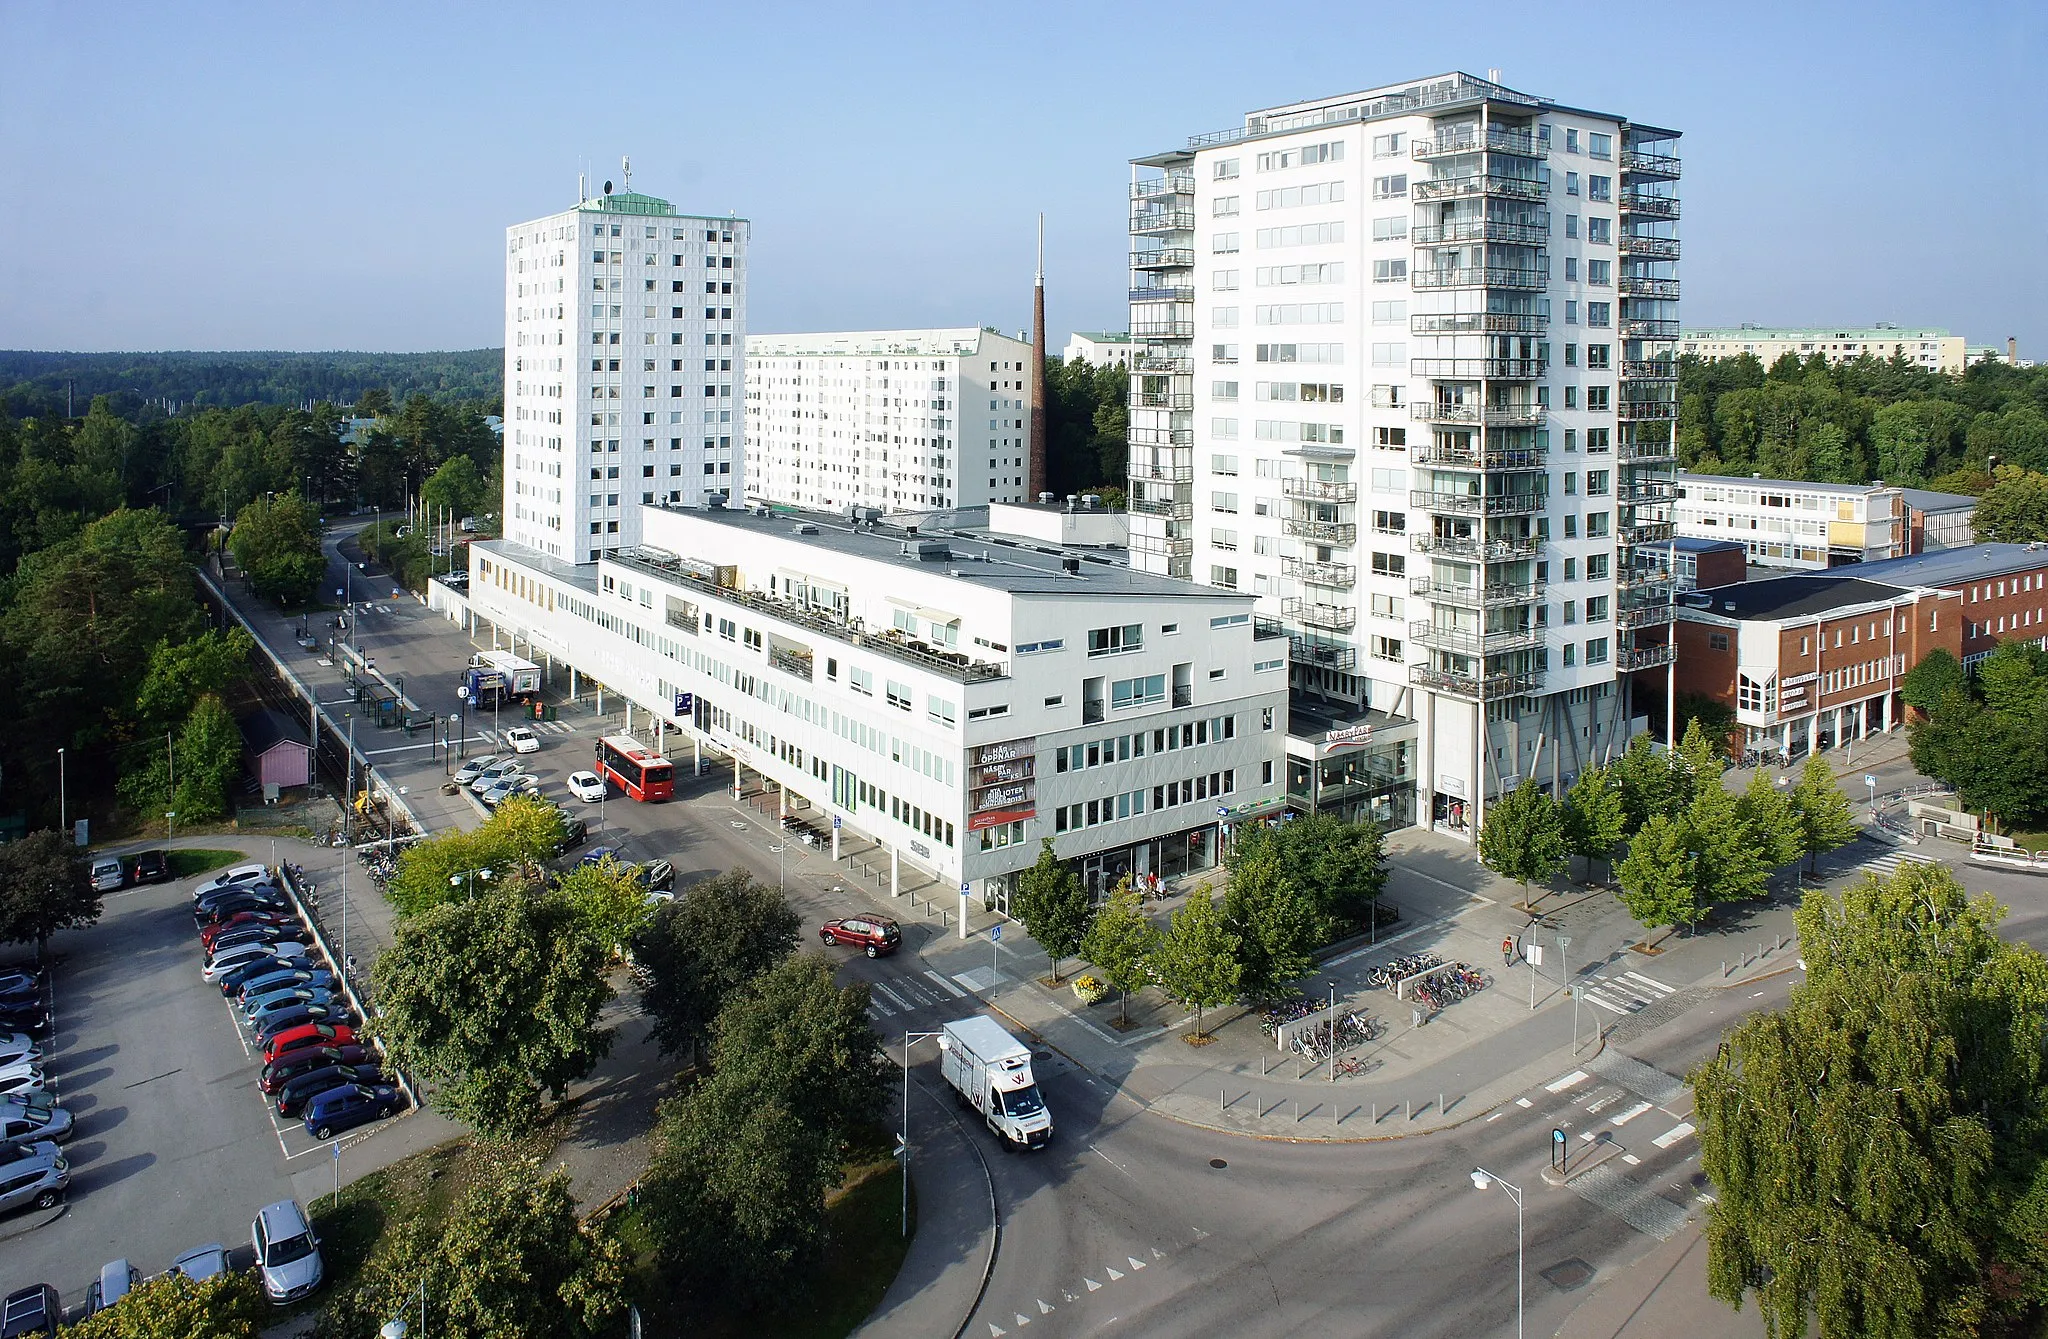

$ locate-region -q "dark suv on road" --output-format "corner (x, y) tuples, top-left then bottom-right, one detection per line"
(818, 916), (902, 958)
(129, 850), (171, 884)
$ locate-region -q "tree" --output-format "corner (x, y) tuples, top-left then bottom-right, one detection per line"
(0, 829), (99, 958)
(1969, 465), (2048, 543)
(1734, 770), (1802, 891)
(1611, 732), (1680, 833)
(61, 1269), (266, 1338)
(384, 796), (563, 916)
(371, 888), (613, 1140)
(1079, 878), (1159, 1026)
(1562, 765), (1628, 885)
(1614, 813), (1702, 936)
(1671, 718), (1722, 811)
(1149, 892), (1241, 1042)
(132, 628), (254, 731)
(552, 856), (651, 956)
(1976, 639), (2048, 722)
(1257, 811), (1388, 932)
(628, 868), (799, 1062)
(1898, 647), (1967, 716)
(320, 1163), (626, 1339)
(420, 453), (488, 519)
(1007, 838), (1093, 983)
(170, 693), (244, 821)
(1790, 756), (1860, 875)
(227, 490), (324, 606)
(1687, 778), (1770, 909)
(1477, 779), (1569, 909)
(1693, 863), (2048, 1339)
(1221, 839), (1320, 1003)
(695, 954), (888, 1154)
(1673, 692), (1739, 757)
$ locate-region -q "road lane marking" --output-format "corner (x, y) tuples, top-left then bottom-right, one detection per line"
(1515, 1097), (1533, 1107)
(1487, 1111), (1504, 1121)
(1546, 1070), (1590, 1092)
(1128, 1256), (1147, 1270)
(1038, 1300), (1054, 1314)
(869, 981), (914, 1013)
(1106, 1265), (1124, 1280)
(924, 969), (969, 999)
(1622, 1154), (1641, 1166)
(1084, 1278), (1101, 1292)
(1610, 1101), (1654, 1126)
(1653, 1122), (1696, 1149)
(1622, 970), (1675, 995)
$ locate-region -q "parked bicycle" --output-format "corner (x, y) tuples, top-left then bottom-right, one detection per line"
(1366, 952), (1444, 991)
(1331, 1055), (1380, 1078)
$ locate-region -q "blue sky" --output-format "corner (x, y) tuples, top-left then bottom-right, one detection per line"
(0, 1), (2041, 356)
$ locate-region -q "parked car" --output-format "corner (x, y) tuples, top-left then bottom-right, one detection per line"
(632, 859), (675, 895)
(579, 846), (623, 869)
(202, 910), (298, 950)
(0, 1070), (48, 1102)
(276, 1065), (388, 1118)
(261, 1045), (372, 1094)
(566, 770), (608, 802)
(0, 1149), (67, 1215)
(88, 857), (126, 893)
(255, 1004), (357, 1049)
(0, 1009), (46, 1039)
(194, 890), (290, 925)
(263, 1022), (357, 1063)
(0, 1142), (61, 1172)
(236, 967), (336, 1005)
(246, 991), (343, 1030)
(0, 1107), (71, 1147)
(552, 816), (590, 856)
(129, 850), (171, 884)
(469, 759), (524, 794)
(0, 1092), (56, 1116)
(195, 879), (283, 913)
(203, 942), (309, 983)
(818, 915), (902, 958)
(0, 1283), (60, 1336)
(193, 864), (270, 899)
(504, 726), (540, 754)
(82, 1260), (139, 1318)
(220, 953), (323, 997)
(167, 1242), (231, 1283)
(479, 774), (540, 807)
(0, 1058), (45, 1090)
(250, 1200), (323, 1304)
(304, 1083), (404, 1139)
(209, 923), (309, 958)
(0, 974), (40, 1007)
(0, 1035), (40, 1070)
(452, 755), (502, 786)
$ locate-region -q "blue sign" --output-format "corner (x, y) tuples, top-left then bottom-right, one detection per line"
(674, 692), (694, 716)
(960, 881), (971, 896)
(991, 924), (1002, 943)
(832, 816), (842, 829)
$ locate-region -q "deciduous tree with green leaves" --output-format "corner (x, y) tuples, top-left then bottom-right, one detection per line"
(371, 887), (613, 1141)
(552, 856), (652, 956)
(1009, 838), (1093, 983)
(1693, 862), (2048, 1339)
(1221, 839), (1320, 1003)
(1790, 756), (1860, 875)
(1079, 877), (1159, 1027)
(1688, 778), (1770, 909)
(63, 1268), (266, 1339)
(227, 489), (324, 607)
(168, 692), (244, 821)
(384, 795), (564, 916)
(1477, 778), (1569, 909)
(628, 867), (800, 1062)
(1898, 646), (1966, 715)
(1611, 732), (1681, 834)
(1149, 892), (1241, 1042)
(1562, 765), (1628, 885)
(1734, 770), (1802, 892)
(1614, 812), (1702, 937)
(0, 828), (99, 959)
(1234, 811), (1388, 934)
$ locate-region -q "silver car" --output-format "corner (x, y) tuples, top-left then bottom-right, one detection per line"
(0, 1106), (71, 1146)
(468, 759), (524, 794)
(252, 1199), (323, 1303)
(168, 1242), (232, 1283)
(479, 774), (539, 807)
(452, 754), (502, 786)
(0, 1147), (67, 1214)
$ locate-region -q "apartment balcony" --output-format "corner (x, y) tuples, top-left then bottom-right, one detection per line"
(1282, 557), (1356, 588)
(1408, 531), (1541, 560)
(1283, 517), (1358, 545)
(1131, 173), (1197, 198)
(1130, 321), (1196, 340)
(1131, 247), (1196, 270)
(1409, 311), (1548, 337)
(1409, 664), (1545, 700)
(1621, 359), (1679, 380)
(1620, 148), (1682, 180)
(1410, 577), (1546, 608)
(1129, 285), (1196, 305)
(1411, 357), (1549, 380)
(1618, 481), (1677, 504)
(1282, 478), (1359, 503)
(1618, 399), (1678, 422)
(1618, 438), (1677, 463)
(1410, 441), (1548, 471)
(1619, 276), (1682, 300)
(1283, 598), (1358, 632)
(1412, 173), (1547, 203)
(1410, 489), (1545, 517)
(1618, 191), (1680, 219)
(1617, 603), (1676, 631)
(1411, 218), (1550, 247)
(1133, 354), (1194, 375)
(1621, 520), (1676, 545)
(1128, 460), (1194, 483)
(1413, 127), (1542, 160)
(1616, 569), (1677, 599)
(1253, 615), (1288, 640)
(1130, 208), (1197, 234)
(1409, 620), (1542, 655)
(1619, 643), (1678, 672)
(1129, 495), (1193, 520)
(1620, 318), (1681, 340)
(1291, 636), (1357, 672)
(1411, 401), (1545, 428)
(1128, 531), (1195, 560)
(1132, 391), (1195, 410)
(1130, 426), (1194, 447)
(1617, 233), (1681, 261)
(1412, 265), (1549, 292)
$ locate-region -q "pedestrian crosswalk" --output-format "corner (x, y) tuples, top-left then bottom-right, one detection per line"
(864, 968), (973, 1020)
(480, 720), (580, 742)
(1577, 968), (1677, 1015)
(1859, 850), (1936, 879)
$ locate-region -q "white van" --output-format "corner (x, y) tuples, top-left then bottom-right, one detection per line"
(89, 858), (124, 893)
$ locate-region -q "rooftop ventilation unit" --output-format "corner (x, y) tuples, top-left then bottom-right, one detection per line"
(1062, 557), (1082, 576)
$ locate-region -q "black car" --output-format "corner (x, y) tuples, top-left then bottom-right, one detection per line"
(219, 954), (323, 997)
(275, 1064), (389, 1117)
(207, 924), (308, 959)
(129, 850), (171, 885)
(194, 891), (291, 926)
(261, 1045), (372, 1094)
(632, 859), (675, 894)
(0, 973), (40, 1004)
(194, 881), (283, 914)
(553, 816), (590, 856)
(0, 1283), (58, 1337)
(254, 1003), (358, 1049)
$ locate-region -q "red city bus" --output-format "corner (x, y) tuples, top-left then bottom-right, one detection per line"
(595, 734), (674, 802)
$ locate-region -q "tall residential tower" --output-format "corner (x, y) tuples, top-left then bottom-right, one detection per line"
(503, 179), (749, 562)
(1126, 73), (1679, 835)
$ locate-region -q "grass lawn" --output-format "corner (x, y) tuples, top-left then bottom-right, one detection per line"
(166, 848), (244, 878)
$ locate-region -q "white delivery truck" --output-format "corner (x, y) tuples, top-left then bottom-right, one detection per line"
(940, 1016), (1054, 1150)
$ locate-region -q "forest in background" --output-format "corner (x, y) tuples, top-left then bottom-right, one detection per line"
(0, 348), (500, 413)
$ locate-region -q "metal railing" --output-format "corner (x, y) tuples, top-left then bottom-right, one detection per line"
(1621, 317), (1681, 339)
(1411, 401), (1545, 427)
(1408, 532), (1541, 560)
(1131, 248), (1196, 269)
(1130, 209), (1196, 232)
(1618, 399), (1678, 421)
(1619, 439), (1678, 462)
(1129, 285), (1196, 304)
(1283, 517), (1358, 545)
(1619, 276), (1681, 300)
(1411, 357), (1549, 380)
(1408, 664), (1544, 699)
(1409, 620), (1542, 655)
(1409, 490), (1546, 517)
(1131, 173), (1196, 198)
(1129, 426), (1194, 446)
(1617, 604), (1675, 630)
(1413, 127), (1542, 159)
(1130, 321), (1195, 339)
(1618, 643), (1677, 671)
(1184, 73), (1546, 151)
(1619, 192), (1680, 219)
(1411, 265), (1549, 291)
(1411, 218), (1550, 247)
(1621, 521), (1677, 544)
(1620, 148), (1681, 178)
(1133, 355), (1194, 375)
(1618, 233), (1681, 260)
(1132, 391), (1195, 410)
(1282, 598), (1357, 631)
(1283, 477), (1359, 503)
(1290, 636), (1357, 671)
(1409, 311), (1548, 336)
(1411, 577), (1546, 607)
(1412, 173), (1548, 202)
(1127, 531), (1194, 558)
(1410, 442), (1548, 470)
(1129, 495), (1193, 519)
(1128, 460), (1193, 483)
(1621, 360), (1679, 379)
(1283, 557), (1356, 587)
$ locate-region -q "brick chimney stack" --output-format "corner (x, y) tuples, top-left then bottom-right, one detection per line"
(1029, 213), (1048, 499)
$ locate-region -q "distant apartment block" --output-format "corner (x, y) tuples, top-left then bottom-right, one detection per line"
(1679, 325), (1966, 374)
(502, 186), (748, 563)
(744, 328), (1034, 515)
(1063, 331), (1148, 370)
(1675, 473), (1977, 570)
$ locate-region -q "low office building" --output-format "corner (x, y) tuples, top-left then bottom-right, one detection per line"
(1680, 326), (1969, 375)
(1810, 543), (2048, 667)
(1063, 331), (1147, 370)
(743, 328), (1036, 516)
(1674, 474), (1906, 569)
(1644, 535), (1745, 591)
(1902, 487), (1977, 552)
(467, 502), (1288, 911)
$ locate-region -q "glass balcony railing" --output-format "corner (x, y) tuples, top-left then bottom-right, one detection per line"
(1411, 357), (1549, 380)
(1411, 401), (1546, 428)
(1619, 643), (1678, 671)
(1411, 218), (1550, 247)
(1282, 478), (1359, 503)
(1283, 517), (1358, 545)
(1409, 441), (1548, 471)
(1410, 577), (1546, 608)
(1412, 266), (1549, 291)
(1408, 532), (1541, 560)
(1618, 191), (1680, 219)
(1408, 621), (1542, 655)
(1131, 248), (1197, 270)
(1413, 127), (1542, 160)
(1617, 233), (1680, 260)
(1282, 598), (1357, 631)
(1408, 664), (1544, 700)
(1620, 148), (1681, 179)
(1412, 173), (1548, 203)
(1131, 173), (1197, 198)
(1410, 490), (1546, 517)
(1282, 557), (1356, 587)
(1408, 311), (1548, 336)
(1619, 276), (1681, 300)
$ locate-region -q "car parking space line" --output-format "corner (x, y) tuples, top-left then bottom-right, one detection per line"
(221, 996), (253, 1057)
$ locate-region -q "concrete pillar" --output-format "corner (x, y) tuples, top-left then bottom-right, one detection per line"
(732, 753), (741, 800)
(569, 667), (578, 703)
(1802, 714), (1815, 758)
(656, 718), (665, 754)
(625, 702), (633, 734)
(778, 786), (787, 821)
(890, 845), (900, 897)
(596, 687), (604, 715)
(692, 732), (701, 776)
(1881, 691), (1893, 733)
(831, 820), (840, 862)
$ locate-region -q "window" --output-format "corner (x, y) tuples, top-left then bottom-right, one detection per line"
(1372, 131), (1404, 157)
(1370, 592), (1402, 618)
(1372, 174), (1408, 199)
(1585, 637), (1609, 665)
(1371, 300), (1406, 324)
(1371, 635), (1403, 662)
(1210, 565), (1239, 589)
(1213, 157), (1240, 179)
(1087, 624), (1143, 657)
(1370, 551), (1405, 578)
(1372, 508), (1405, 534)
(1212, 380), (1239, 399)
(1587, 216), (1611, 244)
(1372, 258), (1408, 283)
(1565, 214), (1579, 239)
(1565, 129), (1580, 154)
(1708, 632), (1729, 651)
(1211, 453), (1239, 475)
(1587, 302), (1611, 328)
(1587, 259), (1611, 286)
(1588, 175), (1612, 202)
(885, 680), (913, 712)
(1588, 132), (1612, 158)
(1212, 491), (1239, 513)
(1586, 596), (1609, 622)
(1212, 232), (1240, 253)
(1586, 343), (1611, 370)
(1111, 675), (1166, 710)
(1587, 386), (1611, 411)
(1212, 270), (1239, 292)
(1565, 171), (1581, 196)
(1213, 195), (1240, 217)
(1372, 216), (1408, 241)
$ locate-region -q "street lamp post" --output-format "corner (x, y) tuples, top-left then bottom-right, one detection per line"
(57, 748), (66, 838)
(899, 1030), (948, 1238)
(770, 841), (786, 891)
(450, 867), (494, 901)
(1558, 933), (1579, 1052)
(1470, 1168), (1524, 1339)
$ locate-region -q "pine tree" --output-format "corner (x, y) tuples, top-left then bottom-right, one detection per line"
(1149, 892), (1241, 1042)
(1790, 756), (1860, 874)
(1562, 765), (1629, 885)
(1477, 779), (1569, 910)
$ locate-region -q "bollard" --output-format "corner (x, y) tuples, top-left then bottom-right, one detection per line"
(1406, 1099), (1412, 1121)
(1440, 1092), (1444, 1116)
(1776, 934), (1783, 952)
(1723, 960), (1729, 977)
(1221, 1087), (1226, 1114)
(1294, 1101), (1299, 1123)
(1371, 1102), (1377, 1124)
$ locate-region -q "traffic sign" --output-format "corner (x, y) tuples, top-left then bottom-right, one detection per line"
(832, 816), (842, 829)
(960, 881), (970, 896)
(1865, 773), (1878, 787)
(991, 924), (1002, 943)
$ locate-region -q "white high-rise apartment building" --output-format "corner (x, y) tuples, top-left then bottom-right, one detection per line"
(743, 328), (1034, 514)
(503, 183), (748, 563)
(1127, 72), (1680, 836)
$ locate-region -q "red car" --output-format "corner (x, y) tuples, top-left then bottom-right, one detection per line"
(262, 1021), (357, 1063)
(818, 916), (902, 958)
(200, 911), (298, 951)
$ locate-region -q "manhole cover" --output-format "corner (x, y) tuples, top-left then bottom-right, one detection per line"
(1540, 1259), (1595, 1292)
(1209, 1158), (1228, 1169)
